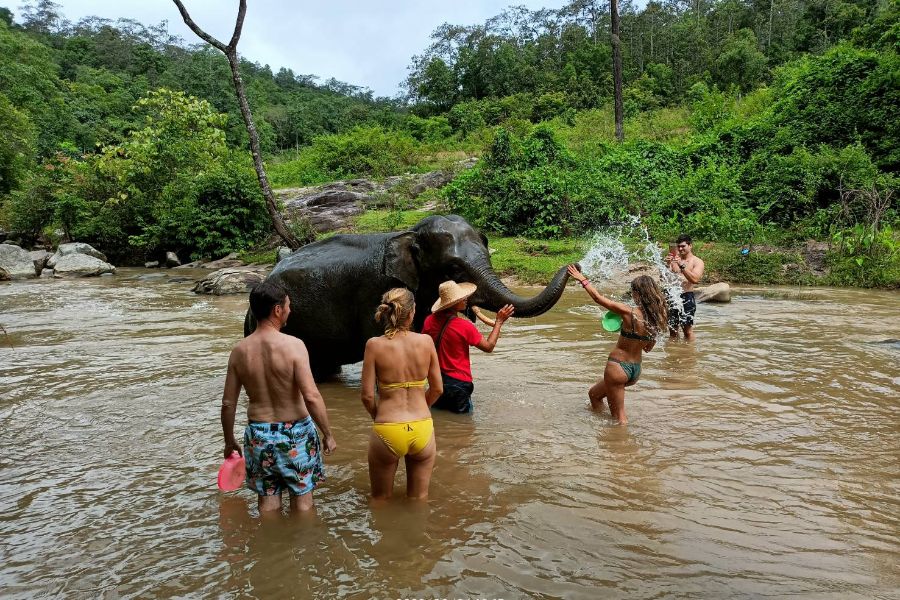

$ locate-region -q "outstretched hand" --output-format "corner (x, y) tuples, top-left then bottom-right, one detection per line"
(496, 304), (515, 324)
(567, 264), (586, 282)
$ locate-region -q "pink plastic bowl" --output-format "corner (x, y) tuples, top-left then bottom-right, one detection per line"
(217, 451), (246, 492)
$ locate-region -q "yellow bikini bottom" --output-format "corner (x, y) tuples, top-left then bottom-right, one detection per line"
(372, 418), (434, 457)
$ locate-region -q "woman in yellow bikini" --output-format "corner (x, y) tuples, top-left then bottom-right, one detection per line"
(567, 265), (668, 425)
(361, 288), (443, 500)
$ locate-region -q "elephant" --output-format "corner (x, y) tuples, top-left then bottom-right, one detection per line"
(245, 214), (574, 379)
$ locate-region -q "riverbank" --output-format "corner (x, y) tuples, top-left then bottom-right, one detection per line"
(239, 207), (897, 289)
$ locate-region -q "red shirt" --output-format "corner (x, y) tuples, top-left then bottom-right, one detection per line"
(422, 313), (483, 382)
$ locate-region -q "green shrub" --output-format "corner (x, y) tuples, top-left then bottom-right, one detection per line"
(310, 126), (419, 178)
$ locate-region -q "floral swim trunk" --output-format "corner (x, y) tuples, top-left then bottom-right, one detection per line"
(243, 416), (324, 497)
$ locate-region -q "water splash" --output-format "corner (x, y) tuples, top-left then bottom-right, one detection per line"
(579, 216), (685, 319)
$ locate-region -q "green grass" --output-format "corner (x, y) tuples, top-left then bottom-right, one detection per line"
(353, 209), (438, 233)
(236, 249), (276, 265)
(487, 236), (587, 283)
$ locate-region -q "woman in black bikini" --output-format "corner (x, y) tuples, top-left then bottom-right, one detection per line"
(567, 265), (668, 424)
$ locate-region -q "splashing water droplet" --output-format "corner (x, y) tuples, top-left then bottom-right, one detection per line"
(579, 216), (685, 320)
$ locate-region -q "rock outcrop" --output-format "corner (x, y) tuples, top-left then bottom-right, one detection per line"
(165, 251), (181, 268)
(46, 242), (108, 269)
(192, 266), (270, 295)
(52, 254), (116, 277)
(0, 244), (38, 279)
(695, 282), (731, 303)
(29, 250), (51, 275)
(276, 164), (472, 233)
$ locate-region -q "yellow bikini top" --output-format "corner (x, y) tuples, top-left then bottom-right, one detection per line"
(378, 378), (427, 390)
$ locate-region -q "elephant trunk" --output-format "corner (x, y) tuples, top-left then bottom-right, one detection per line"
(466, 261), (573, 318)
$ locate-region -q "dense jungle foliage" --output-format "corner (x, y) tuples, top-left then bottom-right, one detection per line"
(0, 1), (897, 285)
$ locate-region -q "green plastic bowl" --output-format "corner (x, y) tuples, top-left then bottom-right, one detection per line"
(602, 310), (622, 332)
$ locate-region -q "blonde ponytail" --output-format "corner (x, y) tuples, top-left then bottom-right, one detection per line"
(374, 288), (415, 338)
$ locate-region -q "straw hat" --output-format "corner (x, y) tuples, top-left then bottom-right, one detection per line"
(431, 280), (477, 313)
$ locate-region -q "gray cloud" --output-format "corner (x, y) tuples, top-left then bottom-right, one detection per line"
(35, 1), (566, 97)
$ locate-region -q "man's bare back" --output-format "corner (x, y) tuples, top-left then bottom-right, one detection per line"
(222, 294), (335, 455)
(227, 329), (315, 423)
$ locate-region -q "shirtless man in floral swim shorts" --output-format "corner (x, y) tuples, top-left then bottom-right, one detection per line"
(221, 281), (337, 513)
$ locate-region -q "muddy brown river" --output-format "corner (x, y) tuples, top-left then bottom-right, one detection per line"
(1, 270), (898, 599)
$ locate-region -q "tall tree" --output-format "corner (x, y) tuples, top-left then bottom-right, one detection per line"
(171, 0), (305, 248)
(610, 0), (624, 141)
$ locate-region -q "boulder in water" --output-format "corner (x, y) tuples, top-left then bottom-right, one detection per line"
(145, 260), (160, 268)
(47, 242), (107, 269)
(165, 251), (181, 268)
(0, 244), (38, 279)
(192, 267), (267, 295)
(29, 250), (51, 274)
(52, 254), (116, 277)
(695, 282), (731, 303)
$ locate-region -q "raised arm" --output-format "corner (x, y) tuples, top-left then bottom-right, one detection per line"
(360, 339), (378, 418)
(567, 265), (632, 316)
(294, 341), (336, 454)
(221, 351), (243, 459)
(474, 304), (514, 352)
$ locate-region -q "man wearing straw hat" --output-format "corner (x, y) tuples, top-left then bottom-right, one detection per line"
(422, 280), (515, 414)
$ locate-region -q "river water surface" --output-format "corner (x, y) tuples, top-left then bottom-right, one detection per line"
(1, 270), (898, 599)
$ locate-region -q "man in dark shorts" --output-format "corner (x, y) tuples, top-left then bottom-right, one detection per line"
(665, 234), (705, 341)
(422, 281), (514, 414)
(220, 282), (337, 513)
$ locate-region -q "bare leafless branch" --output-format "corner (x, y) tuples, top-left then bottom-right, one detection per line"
(171, 0), (226, 52)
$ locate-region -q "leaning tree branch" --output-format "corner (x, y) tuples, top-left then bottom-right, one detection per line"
(227, 0), (247, 50)
(172, 0), (305, 249)
(171, 0), (226, 51)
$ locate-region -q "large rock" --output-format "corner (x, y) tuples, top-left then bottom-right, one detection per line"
(275, 164), (473, 233)
(52, 254), (116, 277)
(695, 282), (731, 303)
(200, 253), (244, 270)
(29, 250), (51, 274)
(275, 246), (293, 264)
(165, 251), (181, 268)
(0, 244), (37, 279)
(192, 267), (267, 295)
(47, 242), (107, 269)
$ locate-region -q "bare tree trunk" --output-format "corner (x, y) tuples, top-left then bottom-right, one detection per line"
(610, 0), (624, 142)
(768, 0), (775, 50)
(172, 0), (305, 249)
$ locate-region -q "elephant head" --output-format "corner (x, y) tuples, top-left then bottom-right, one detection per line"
(383, 215), (573, 326)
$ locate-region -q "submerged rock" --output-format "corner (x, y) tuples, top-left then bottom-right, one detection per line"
(52, 254), (116, 277)
(0, 244), (38, 279)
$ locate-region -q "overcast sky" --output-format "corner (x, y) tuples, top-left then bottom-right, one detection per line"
(15, 1), (571, 97)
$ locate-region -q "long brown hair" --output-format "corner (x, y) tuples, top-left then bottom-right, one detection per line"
(630, 275), (668, 336)
(374, 288), (415, 339)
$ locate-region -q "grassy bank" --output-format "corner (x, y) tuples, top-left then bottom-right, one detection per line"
(250, 208), (890, 288)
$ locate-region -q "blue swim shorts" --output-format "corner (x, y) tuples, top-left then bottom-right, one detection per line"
(243, 416), (324, 497)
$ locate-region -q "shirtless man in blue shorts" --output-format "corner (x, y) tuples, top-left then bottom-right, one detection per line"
(220, 281), (337, 513)
(665, 234), (705, 341)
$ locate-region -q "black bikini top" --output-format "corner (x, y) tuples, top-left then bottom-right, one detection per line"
(619, 310), (654, 342)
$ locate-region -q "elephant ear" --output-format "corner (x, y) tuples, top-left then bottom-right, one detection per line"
(383, 231), (420, 290)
